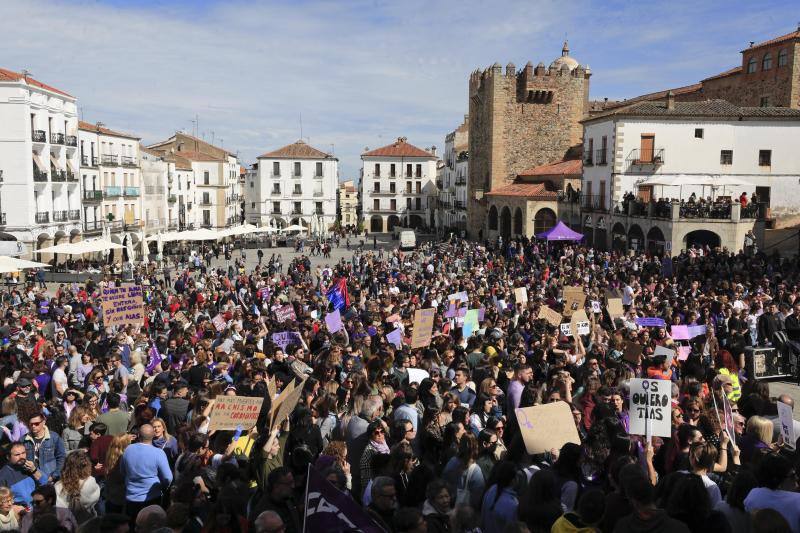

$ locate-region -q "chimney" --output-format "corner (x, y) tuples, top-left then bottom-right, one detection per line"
(429, 146), (437, 157)
(666, 90), (675, 110)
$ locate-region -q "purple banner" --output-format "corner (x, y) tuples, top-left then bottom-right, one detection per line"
(305, 466), (384, 533)
(635, 317), (666, 328)
(386, 328), (403, 349)
(272, 331), (301, 351)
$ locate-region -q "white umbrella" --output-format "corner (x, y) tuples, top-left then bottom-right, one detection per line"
(254, 225), (280, 234)
(37, 239), (123, 255)
(216, 224), (260, 238)
(0, 256), (49, 274)
(126, 236), (135, 263)
(173, 228), (220, 241)
(282, 224), (307, 233)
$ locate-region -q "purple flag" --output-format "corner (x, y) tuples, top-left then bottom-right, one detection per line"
(305, 466), (384, 533)
(635, 317), (666, 328)
(146, 345), (163, 374)
(386, 328), (403, 349)
(325, 310), (343, 333)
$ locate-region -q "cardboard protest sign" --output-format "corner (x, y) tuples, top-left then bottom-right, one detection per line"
(212, 314), (227, 332)
(777, 400), (796, 449)
(653, 345), (675, 364)
(538, 306), (563, 327)
(562, 287), (585, 317)
(101, 285), (144, 328)
(269, 380), (296, 428)
(575, 320), (591, 336)
(607, 298), (624, 319)
(274, 304), (297, 323)
(325, 310), (343, 333)
(629, 379), (672, 438)
(444, 303), (457, 319)
(386, 328), (403, 349)
(570, 310), (589, 334)
(270, 378), (307, 431)
(514, 287), (528, 304)
(208, 395), (263, 432)
(407, 368), (429, 385)
(670, 325), (690, 340)
(515, 401), (581, 455)
(174, 311), (189, 327)
(559, 322), (573, 337)
(266, 375), (277, 400)
(623, 341), (643, 364)
(410, 308), (436, 348)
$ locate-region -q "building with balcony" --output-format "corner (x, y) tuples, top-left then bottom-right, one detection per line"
(78, 121), (142, 248)
(437, 116), (469, 235)
(0, 67), (82, 257)
(578, 96), (800, 252)
(147, 132), (239, 230)
(249, 140), (338, 234)
(360, 137), (438, 233)
(337, 180), (358, 231)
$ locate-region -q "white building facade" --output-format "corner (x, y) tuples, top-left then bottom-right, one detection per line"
(250, 141), (339, 234)
(360, 137), (438, 233)
(579, 97), (800, 252)
(437, 117), (469, 235)
(0, 68), (82, 257)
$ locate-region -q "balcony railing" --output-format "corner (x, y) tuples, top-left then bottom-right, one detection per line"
(101, 154), (118, 165)
(271, 209), (282, 215)
(313, 191), (324, 197)
(168, 195), (177, 203)
(68, 209), (80, 220)
(626, 148), (665, 167)
(314, 173), (323, 179)
(104, 186), (122, 198)
(65, 135), (77, 147)
(53, 210), (68, 222)
(91, 156), (99, 167)
(314, 210), (324, 215)
(81, 155), (89, 166)
(454, 200), (466, 209)
(32, 130), (46, 143)
(83, 190), (103, 201)
(50, 133), (64, 145)
(124, 187), (140, 197)
(291, 208), (302, 215)
(584, 154), (593, 166)
(51, 169), (66, 182)
(582, 194), (608, 212)
(84, 220), (102, 233)
(455, 178), (466, 186)
(35, 212), (49, 224)
(292, 190), (302, 196)
(271, 189), (281, 195)
(595, 149), (608, 166)
(120, 156), (137, 167)
(33, 166), (48, 182)
(293, 172), (302, 178)
(124, 219), (141, 230)
(67, 170), (77, 182)
(0, 213), (5, 225)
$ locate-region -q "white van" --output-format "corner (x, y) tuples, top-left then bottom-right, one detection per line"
(399, 230), (416, 250)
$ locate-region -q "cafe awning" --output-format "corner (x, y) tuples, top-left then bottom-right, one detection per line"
(32, 153), (47, 172)
(66, 158), (76, 173)
(49, 154), (61, 170)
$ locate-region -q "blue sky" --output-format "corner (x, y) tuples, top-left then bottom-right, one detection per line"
(2, 0), (794, 178)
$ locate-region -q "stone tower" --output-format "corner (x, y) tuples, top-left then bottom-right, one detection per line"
(467, 42), (590, 237)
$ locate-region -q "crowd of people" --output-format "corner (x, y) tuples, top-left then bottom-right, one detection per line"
(0, 233), (798, 533)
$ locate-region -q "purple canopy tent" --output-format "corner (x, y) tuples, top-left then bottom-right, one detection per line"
(535, 220), (584, 241)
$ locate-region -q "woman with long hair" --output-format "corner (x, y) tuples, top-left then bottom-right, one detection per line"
(152, 417), (179, 467)
(102, 435), (131, 514)
(0, 487), (21, 531)
(481, 461), (519, 533)
(54, 450), (100, 523)
(62, 406), (90, 452)
(522, 469), (564, 533)
(442, 433), (485, 510)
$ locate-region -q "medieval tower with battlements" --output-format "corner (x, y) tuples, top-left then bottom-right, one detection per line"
(467, 42), (591, 237)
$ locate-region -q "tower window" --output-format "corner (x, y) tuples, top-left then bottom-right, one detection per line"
(747, 57), (757, 74)
(694, 128), (704, 139)
(762, 53), (772, 71)
(778, 49), (788, 67)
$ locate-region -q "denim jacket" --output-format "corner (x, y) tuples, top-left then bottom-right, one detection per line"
(24, 427), (66, 481)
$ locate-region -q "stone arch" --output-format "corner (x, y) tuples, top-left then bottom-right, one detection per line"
(628, 224), (644, 252)
(387, 215), (401, 232)
(370, 215), (383, 233)
(646, 226), (666, 255)
(500, 206), (512, 240)
(533, 207), (556, 236)
(270, 217), (287, 229)
(513, 207), (523, 236)
(488, 206), (498, 231)
(683, 229), (721, 249)
(69, 229), (82, 243)
(611, 222), (627, 252)
(53, 231), (68, 245)
(409, 214), (423, 229)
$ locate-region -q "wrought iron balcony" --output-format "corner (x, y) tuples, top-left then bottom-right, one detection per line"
(124, 219), (141, 230)
(291, 208), (302, 215)
(595, 149), (608, 166)
(50, 133), (64, 145)
(68, 209), (80, 220)
(314, 209), (324, 215)
(120, 156), (137, 167)
(83, 190), (103, 201)
(582, 194), (608, 212)
(292, 190), (302, 196)
(53, 210), (68, 222)
(455, 178), (466, 186)
(0, 213), (5, 225)
(124, 187), (140, 197)
(32, 130), (46, 143)
(91, 156), (99, 167)
(35, 212), (49, 224)
(626, 148), (665, 167)
(271, 209), (282, 215)
(101, 154), (118, 165)
(200, 200), (211, 206)
(104, 186), (122, 198)
(84, 220), (102, 233)
(313, 191), (324, 197)
(51, 169), (66, 182)
(65, 135), (77, 147)
(271, 189), (281, 195)
(81, 155), (89, 166)
(33, 166), (48, 182)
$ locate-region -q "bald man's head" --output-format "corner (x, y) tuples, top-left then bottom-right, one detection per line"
(139, 424), (155, 443)
(779, 394), (794, 409)
(254, 511), (283, 533)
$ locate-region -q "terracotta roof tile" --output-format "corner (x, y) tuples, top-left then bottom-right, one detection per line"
(362, 137), (436, 159)
(742, 29), (800, 52)
(585, 99), (800, 122)
(0, 67), (73, 98)
(486, 182), (558, 199)
(601, 83), (703, 110)
(702, 66), (742, 82)
(174, 150), (223, 162)
(258, 140), (333, 160)
(518, 159), (582, 177)
(78, 120), (140, 140)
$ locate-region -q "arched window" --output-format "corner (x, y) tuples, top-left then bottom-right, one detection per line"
(747, 57), (757, 74)
(778, 49), (788, 67)
(762, 53), (772, 71)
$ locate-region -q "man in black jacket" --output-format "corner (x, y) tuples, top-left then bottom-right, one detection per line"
(161, 380), (190, 435)
(758, 302), (783, 346)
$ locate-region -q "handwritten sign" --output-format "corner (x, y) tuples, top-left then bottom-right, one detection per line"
(688, 325), (707, 338)
(325, 310), (343, 333)
(777, 400), (796, 449)
(629, 378), (672, 438)
(174, 311), (189, 327)
(212, 314), (227, 332)
(448, 291), (468, 303)
(515, 402), (580, 455)
(268, 379), (295, 427)
(272, 331), (302, 351)
(514, 287), (528, 304)
(560, 322), (573, 337)
(410, 308), (436, 349)
(636, 317), (666, 328)
(101, 285), (144, 328)
(538, 305), (563, 327)
(562, 287), (585, 317)
(570, 310), (589, 335)
(274, 304), (297, 323)
(607, 298), (624, 319)
(444, 303), (457, 318)
(270, 378), (307, 431)
(575, 321), (590, 335)
(208, 395), (263, 432)
(677, 346), (691, 361)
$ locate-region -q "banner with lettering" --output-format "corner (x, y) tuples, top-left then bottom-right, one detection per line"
(101, 285), (144, 328)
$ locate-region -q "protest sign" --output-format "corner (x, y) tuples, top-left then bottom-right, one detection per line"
(448, 291), (468, 303)
(463, 309), (479, 338)
(174, 311), (189, 327)
(212, 314), (227, 332)
(496, 299), (507, 312)
(410, 308), (435, 348)
(268, 380), (296, 427)
(272, 331), (302, 351)
(270, 377), (307, 431)
(266, 375), (277, 400)
(777, 400), (796, 449)
(274, 304), (297, 323)
(562, 287), (585, 317)
(538, 305), (563, 327)
(559, 322), (573, 337)
(677, 346), (692, 361)
(688, 325), (707, 338)
(575, 321), (590, 335)
(444, 303), (457, 318)
(607, 298), (624, 319)
(101, 285), (144, 328)
(407, 368), (430, 385)
(670, 325), (690, 340)
(653, 345), (675, 364)
(386, 328), (403, 348)
(570, 310), (589, 334)
(591, 300), (602, 314)
(514, 287), (528, 304)
(305, 467), (384, 533)
(636, 317), (666, 328)
(623, 341), (643, 364)
(629, 378), (672, 438)
(515, 402), (580, 455)
(324, 310), (343, 333)
(208, 395), (263, 432)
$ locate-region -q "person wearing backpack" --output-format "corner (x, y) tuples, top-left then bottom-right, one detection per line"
(442, 433), (485, 510)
